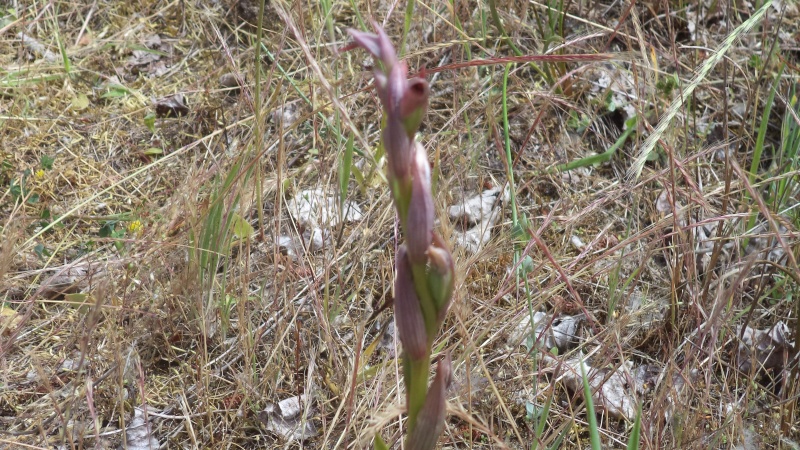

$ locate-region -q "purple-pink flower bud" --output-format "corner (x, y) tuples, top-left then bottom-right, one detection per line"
(385, 61), (408, 114)
(348, 25), (407, 117)
(399, 77), (430, 136)
(407, 354), (452, 450)
(383, 115), (412, 181)
(405, 142), (434, 264)
(394, 246), (429, 360)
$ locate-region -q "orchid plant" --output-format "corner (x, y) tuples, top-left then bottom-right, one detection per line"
(348, 25), (455, 449)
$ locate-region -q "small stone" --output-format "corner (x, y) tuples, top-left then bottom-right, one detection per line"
(219, 73), (241, 95)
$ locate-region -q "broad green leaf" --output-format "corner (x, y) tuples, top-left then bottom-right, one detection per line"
(231, 213), (254, 240)
(144, 112), (156, 132)
(99, 222), (116, 238)
(40, 154), (55, 170)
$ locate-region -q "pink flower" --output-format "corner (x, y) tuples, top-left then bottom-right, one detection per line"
(405, 142), (434, 263)
(347, 24), (429, 182)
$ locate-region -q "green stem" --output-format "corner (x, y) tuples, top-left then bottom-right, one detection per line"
(487, 0), (521, 56)
(557, 121), (636, 171)
(502, 63), (519, 226)
(404, 352), (431, 436)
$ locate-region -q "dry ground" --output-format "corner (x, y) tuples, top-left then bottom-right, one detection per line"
(1, 0), (799, 448)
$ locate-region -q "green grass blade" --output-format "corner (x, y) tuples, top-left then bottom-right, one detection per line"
(449, 0), (472, 59)
(534, 389), (554, 445)
(546, 421), (571, 450)
(55, 26), (70, 75)
(374, 434), (389, 450)
(776, 84), (800, 206)
(348, 0), (367, 29)
(750, 64), (783, 185)
(199, 158), (242, 281)
(400, 0), (416, 56)
(745, 64), (785, 249)
(580, 358), (602, 450)
(626, 402), (643, 450)
(320, 0), (335, 44)
(487, 0), (521, 56)
(49, 5), (71, 76)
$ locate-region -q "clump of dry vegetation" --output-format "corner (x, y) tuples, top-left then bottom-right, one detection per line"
(1, 0), (799, 449)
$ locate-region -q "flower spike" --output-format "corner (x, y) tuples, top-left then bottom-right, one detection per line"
(348, 24), (455, 450)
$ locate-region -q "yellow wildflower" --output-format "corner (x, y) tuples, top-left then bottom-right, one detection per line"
(127, 220), (143, 234)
